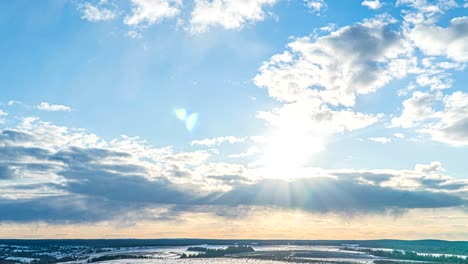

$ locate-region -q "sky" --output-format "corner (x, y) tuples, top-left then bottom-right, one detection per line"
(0, 0), (468, 239)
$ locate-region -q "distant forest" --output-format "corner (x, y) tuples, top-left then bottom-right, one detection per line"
(350, 248), (468, 264)
(1, 239), (467, 255)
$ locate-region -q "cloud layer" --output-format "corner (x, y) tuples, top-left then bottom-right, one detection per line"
(0, 116), (466, 223)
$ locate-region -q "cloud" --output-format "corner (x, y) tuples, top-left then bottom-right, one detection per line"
(391, 91), (435, 128)
(420, 91), (468, 146)
(0, 115), (466, 223)
(0, 196), (119, 223)
(78, 2), (117, 22)
(126, 30), (143, 39)
(409, 16), (468, 62)
(7, 100), (22, 106)
(397, 0), (458, 14)
(191, 136), (245, 147)
(210, 176), (464, 214)
(0, 116), (248, 222)
(124, 0), (181, 26)
(394, 132), (405, 138)
(189, 0), (277, 33)
(415, 161), (444, 174)
(228, 146), (261, 158)
(369, 137), (392, 144)
(304, 0), (327, 14)
(251, 15), (417, 158)
(37, 102), (71, 112)
(254, 14), (411, 107)
(362, 0), (382, 10)
(392, 91), (468, 146)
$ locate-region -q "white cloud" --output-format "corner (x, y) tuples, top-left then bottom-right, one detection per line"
(257, 102), (381, 135)
(189, 0), (276, 33)
(415, 161), (444, 174)
(7, 100), (21, 106)
(252, 15), (415, 159)
(78, 2), (117, 22)
(391, 91), (435, 128)
(124, 0), (181, 26)
(191, 136), (245, 146)
(392, 90), (468, 147)
(369, 137), (392, 144)
(126, 30), (143, 39)
(254, 14), (411, 107)
(415, 73), (453, 90)
(228, 146), (261, 158)
(36, 102), (72, 112)
(420, 91), (468, 146)
(404, 57), (464, 92)
(409, 16), (468, 62)
(304, 0), (327, 14)
(394, 132), (405, 138)
(361, 0), (382, 10)
(319, 23), (336, 32)
(397, 0), (458, 14)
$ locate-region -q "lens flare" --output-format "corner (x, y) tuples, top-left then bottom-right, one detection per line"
(175, 108), (187, 121)
(174, 108), (198, 131)
(185, 113), (198, 131)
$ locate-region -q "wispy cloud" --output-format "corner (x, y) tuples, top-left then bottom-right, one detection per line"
(191, 136), (245, 147)
(362, 0), (382, 10)
(124, 0), (181, 26)
(37, 102), (71, 112)
(189, 0), (277, 33)
(304, 0), (327, 14)
(369, 137), (392, 144)
(78, 2), (117, 22)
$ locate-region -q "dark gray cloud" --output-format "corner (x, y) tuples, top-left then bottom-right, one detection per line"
(50, 147), (131, 164)
(335, 172), (393, 185)
(0, 130), (34, 143)
(208, 178), (464, 214)
(0, 146), (50, 162)
(0, 196), (156, 223)
(59, 166), (198, 204)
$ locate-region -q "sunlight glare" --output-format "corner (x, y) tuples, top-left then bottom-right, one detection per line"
(259, 127), (326, 179)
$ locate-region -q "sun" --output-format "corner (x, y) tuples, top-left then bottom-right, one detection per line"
(258, 127), (326, 179)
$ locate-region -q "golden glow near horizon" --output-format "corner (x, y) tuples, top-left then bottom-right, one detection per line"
(1, 208), (467, 240)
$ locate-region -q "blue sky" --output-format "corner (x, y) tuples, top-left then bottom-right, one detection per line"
(0, 0), (468, 239)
